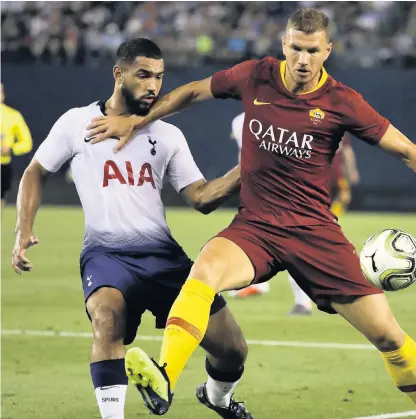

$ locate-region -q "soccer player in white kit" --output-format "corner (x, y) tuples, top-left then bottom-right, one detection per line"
(12, 39), (254, 419)
(229, 112), (313, 315)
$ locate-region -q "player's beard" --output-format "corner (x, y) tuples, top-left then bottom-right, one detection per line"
(120, 85), (156, 116)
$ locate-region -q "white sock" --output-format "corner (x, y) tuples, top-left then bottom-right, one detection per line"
(95, 385), (127, 419)
(288, 275), (312, 308)
(205, 376), (240, 408)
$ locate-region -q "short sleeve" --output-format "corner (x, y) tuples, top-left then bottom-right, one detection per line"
(35, 110), (76, 172)
(166, 128), (205, 193)
(343, 91), (390, 145)
(231, 112), (245, 149)
(211, 60), (257, 100)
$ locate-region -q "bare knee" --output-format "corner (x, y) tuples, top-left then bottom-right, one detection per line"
(206, 334), (248, 371)
(370, 329), (405, 352)
(86, 288), (126, 344)
(333, 294), (406, 352)
(224, 338), (248, 368)
(189, 258), (225, 291)
(364, 319), (405, 351)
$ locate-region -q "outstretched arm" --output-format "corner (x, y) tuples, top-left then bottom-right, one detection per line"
(139, 78), (214, 125)
(13, 159), (49, 274)
(180, 165), (241, 215)
(87, 60), (256, 151)
(378, 124), (416, 172)
(343, 90), (416, 173)
(88, 78), (214, 149)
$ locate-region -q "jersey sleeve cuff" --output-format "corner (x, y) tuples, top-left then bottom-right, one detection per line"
(34, 155), (59, 173)
(369, 119), (391, 146)
(210, 72), (230, 99)
(175, 175), (206, 193)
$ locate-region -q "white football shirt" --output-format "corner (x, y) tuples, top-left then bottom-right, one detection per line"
(35, 101), (204, 255)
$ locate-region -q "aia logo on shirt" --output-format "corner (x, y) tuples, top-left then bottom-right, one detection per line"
(102, 160), (156, 189)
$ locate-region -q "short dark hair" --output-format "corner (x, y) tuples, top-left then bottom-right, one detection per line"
(116, 38), (163, 64)
(287, 8), (332, 41)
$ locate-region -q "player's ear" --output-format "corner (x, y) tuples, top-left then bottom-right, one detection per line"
(113, 65), (123, 85)
(324, 42), (333, 61)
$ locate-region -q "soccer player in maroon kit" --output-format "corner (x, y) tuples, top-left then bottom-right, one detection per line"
(87, 9), (416, 416)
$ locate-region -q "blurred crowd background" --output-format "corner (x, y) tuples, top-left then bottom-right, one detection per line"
(2, 1), (416, 69)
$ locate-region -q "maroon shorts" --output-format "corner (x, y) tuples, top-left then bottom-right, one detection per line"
(216, 210), (383, 314)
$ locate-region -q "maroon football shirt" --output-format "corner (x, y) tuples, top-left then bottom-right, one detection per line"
(211, 57), (390, 226)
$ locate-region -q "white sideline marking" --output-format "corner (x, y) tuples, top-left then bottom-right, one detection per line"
(3, 329), (414, 419)
(349, 412), (416, 419)
(1, 329), (375, 350)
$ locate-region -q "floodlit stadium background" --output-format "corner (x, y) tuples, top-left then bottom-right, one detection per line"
(2, 2), (416, 419)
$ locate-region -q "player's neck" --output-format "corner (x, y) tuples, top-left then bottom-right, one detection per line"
(104, 93), (130, 116)
(284, 67), (322, 95)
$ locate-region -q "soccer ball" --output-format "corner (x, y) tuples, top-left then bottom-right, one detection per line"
(360, 229), (416, 291)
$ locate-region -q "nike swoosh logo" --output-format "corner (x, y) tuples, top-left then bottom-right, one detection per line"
(253, 98), (271, 106)
(99, 386), (120, 390)
(85, 136), (120, 142)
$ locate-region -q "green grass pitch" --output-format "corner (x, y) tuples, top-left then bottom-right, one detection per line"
(2, 207), (416, 419)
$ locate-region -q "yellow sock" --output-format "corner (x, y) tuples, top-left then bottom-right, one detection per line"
(381, 334), (416, 403)
(331, 201), (344, 218)
(159, 278), (215, 391)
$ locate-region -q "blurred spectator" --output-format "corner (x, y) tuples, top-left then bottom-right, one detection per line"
(2, 1), (415, 68)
